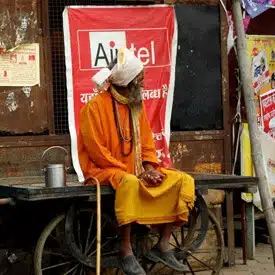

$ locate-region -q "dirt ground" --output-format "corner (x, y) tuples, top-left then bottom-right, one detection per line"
(220, 243), (275, 275)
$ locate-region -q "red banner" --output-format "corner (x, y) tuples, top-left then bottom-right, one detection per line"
(63, 6), (177, 181)
(260, 89), (275, 138)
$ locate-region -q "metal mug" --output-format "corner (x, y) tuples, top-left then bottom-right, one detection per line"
(40, 146), (70, 188)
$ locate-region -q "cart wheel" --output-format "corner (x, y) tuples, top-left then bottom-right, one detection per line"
(141, 197), (224, 275)
(175, 209), (224, 275)
(34, 214), (92, 275)
(65, 204), (120, 271)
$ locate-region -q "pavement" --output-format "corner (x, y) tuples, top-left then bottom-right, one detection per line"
(220, 243), (275, 274)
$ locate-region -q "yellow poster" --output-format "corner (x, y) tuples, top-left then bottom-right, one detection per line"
(246, 35), (275, 125)
(242, 36), (275, 209)
(240, 123), (253, 203)
(241, 123), (275, 210)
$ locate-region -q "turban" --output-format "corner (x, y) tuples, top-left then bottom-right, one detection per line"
(92, 48), (144, 88)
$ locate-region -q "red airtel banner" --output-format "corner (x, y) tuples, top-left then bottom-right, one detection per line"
(63, 5), (177, 182)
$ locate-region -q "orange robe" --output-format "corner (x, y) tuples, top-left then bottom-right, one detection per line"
(78, 91), (195, 226)
(78, 91), (158, 189)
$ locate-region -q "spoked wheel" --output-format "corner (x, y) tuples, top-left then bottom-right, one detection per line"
(141, 195), (224, 275)
(65, 203), (120, 273)
(175, 209), (224, 275)
(102, 224), (153, 275)
(34, 214), (88, 275)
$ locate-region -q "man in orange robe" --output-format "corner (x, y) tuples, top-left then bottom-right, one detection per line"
(78, 48), (195, 275)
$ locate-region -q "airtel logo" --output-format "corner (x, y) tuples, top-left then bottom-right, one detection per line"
(89, 31), (156, 68)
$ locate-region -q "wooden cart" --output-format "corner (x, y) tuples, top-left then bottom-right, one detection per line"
(0, 174), (257, 275)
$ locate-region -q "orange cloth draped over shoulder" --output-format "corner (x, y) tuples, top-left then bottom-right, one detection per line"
(78, 91), (195, 226)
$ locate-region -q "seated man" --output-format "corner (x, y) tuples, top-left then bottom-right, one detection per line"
(78, 48), (195, 275)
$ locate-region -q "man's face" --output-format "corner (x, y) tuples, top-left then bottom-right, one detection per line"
(127, 70), (144, 109)
(135, 71), (144, 88)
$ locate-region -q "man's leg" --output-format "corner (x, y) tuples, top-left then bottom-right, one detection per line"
(145, 223), (188, 272)
(115, 174), (138, 257)
(115, 174), (146, 274)
(158, 223), (173, 251)
(119, 224), (133, 257)
(118, 223), (146, 274)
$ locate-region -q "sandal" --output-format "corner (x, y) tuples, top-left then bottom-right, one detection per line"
(145, 247), (189, 272)
(118, 255), (146, 275)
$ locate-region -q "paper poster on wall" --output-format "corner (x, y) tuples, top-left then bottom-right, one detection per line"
(241, 36), (275, 209)
(241, 124), (275, 209)
(240, 123), (254, 203)
(63, 5), (177, 181)
(260, 89), (275, 137)
(260, 130), (275, 196)
(0, 43), (40, 87)
(242, 0), (273, 18)
(247, 35), (275, 125)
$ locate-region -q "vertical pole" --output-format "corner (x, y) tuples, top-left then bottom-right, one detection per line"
(232, 0), (275, 266)
(241, 201), (247, 265)
(246, 203), (255, 260)
(226, 190), (235, 266)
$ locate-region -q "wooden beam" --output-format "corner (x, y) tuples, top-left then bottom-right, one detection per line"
(232, 0), (275, 266)
(246, 203), (255, 260)
(226, 190), (235, 266)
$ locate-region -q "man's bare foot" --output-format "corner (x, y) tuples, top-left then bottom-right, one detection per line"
(119, 244), (133, 258)
(157, 237), (170, 252)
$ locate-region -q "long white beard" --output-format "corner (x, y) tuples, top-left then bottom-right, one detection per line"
(128, 86), (143, 110)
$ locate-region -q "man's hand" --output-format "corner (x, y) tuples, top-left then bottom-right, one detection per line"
(138, 169), (165, 186)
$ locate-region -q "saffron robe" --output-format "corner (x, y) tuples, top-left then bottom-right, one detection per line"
(78, 91), (195, 226)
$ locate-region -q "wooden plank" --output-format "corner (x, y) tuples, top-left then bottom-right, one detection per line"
(0, 174), (258, 188)
(170, 139), (224, 174)
(39, 0), (55, 134)
(0, 175), (77, 185)
(0, 135), (70, 148)
(0, 86), (48, 134)
(0, 145), (73, 177)
(0, 173), (258, 185)
(246, 203), (255, 260)
(241, 201), (247, 264)
(0, 183), (113, 201)
(0, 174), (258, 201)
(219, 0), (232, 175)
(226, 190), (235, 266)
(166, 0), (219, 4)
(190, 172), (258, 181)
(170, 130), (224, 141)
(0, 0), (49, 134)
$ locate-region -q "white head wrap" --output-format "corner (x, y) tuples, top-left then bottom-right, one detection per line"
(92, 67), (111, 88)
(92, 48), (144, 88)
(111, 48), (144, 87)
